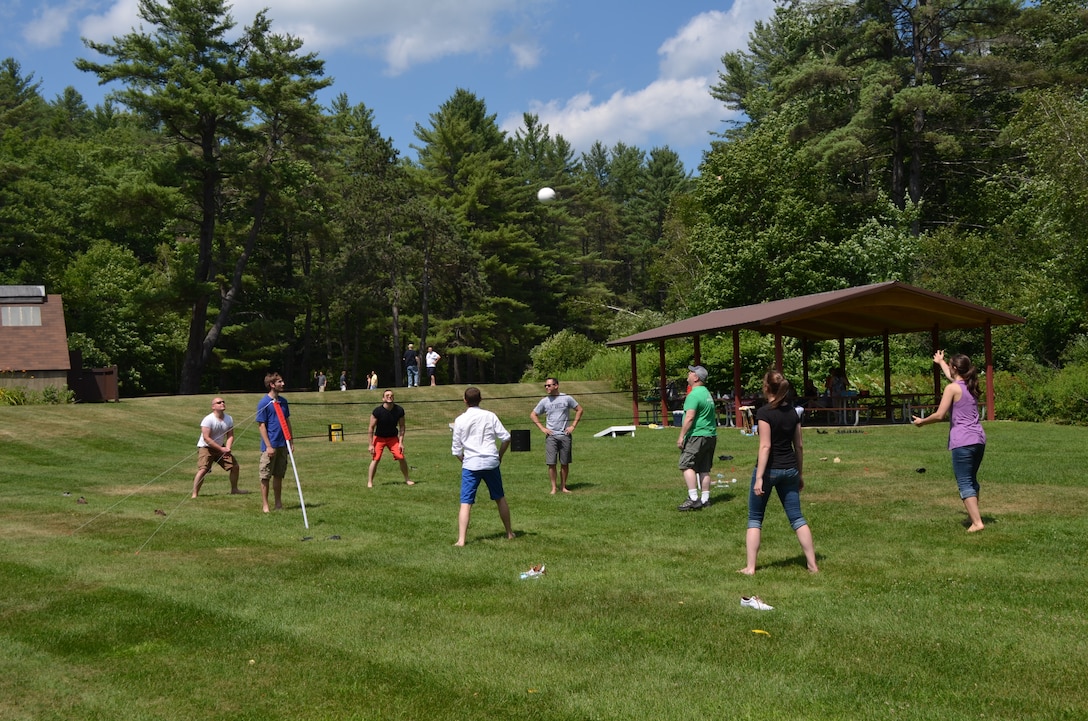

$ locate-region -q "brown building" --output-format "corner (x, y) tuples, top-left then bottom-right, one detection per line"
(0, 285), (71, 393)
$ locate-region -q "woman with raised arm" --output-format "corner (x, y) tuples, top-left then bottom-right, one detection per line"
(912, 350), (987, 532)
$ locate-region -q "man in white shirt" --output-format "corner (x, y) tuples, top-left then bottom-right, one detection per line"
(451, 386), (514, 546)
(191, 397), (247, 497)
(426, 346), (441, 385)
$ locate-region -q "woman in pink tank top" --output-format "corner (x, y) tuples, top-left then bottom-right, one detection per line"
(912, 350), (986, 533)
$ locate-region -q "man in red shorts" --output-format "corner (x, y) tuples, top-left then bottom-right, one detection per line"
(367, 389), (414, 487)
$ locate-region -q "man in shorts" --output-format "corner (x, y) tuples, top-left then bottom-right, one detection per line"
(368, 389), (414, 487)
(677, 365), (717, 511)
(191, 397), (247, 497)
(452, 387), (514, 546)
(256, 372), (294, 513)
(425, 346), (441, 385)
(530, 377), (584, 494)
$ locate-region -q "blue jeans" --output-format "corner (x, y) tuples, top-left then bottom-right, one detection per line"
(406, 366), (419, 387)
(950, 443), (985, 499)
(747, 467), (808, 530)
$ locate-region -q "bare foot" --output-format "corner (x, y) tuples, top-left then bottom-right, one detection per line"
(367, 482), (373, 488)
(736, 567), (755, 576)
(405, 479), (415, 486)
(262, 506), (270, 513)
(561, 488), (572, 494)
(454, 540), (465, 547)
(550, 489), (557, 495)
(808, 565), (820, 574)
(506, 532), (516, 540)
(191, 494), (198, 499)
(967, 523), (985, 533)
(274, 503), (283, 511)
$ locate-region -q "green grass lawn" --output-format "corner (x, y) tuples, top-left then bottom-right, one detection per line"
(2, 382), (1086, 720)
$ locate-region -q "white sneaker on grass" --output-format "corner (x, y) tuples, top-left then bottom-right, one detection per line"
(741, 595), (773, 611)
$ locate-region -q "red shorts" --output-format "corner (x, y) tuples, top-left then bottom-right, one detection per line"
(372, 436), (404, 461)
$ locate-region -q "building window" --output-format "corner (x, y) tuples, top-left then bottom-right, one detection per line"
(1, 306), (42, 326)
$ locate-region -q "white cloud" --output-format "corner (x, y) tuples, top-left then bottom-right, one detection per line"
(512, 76), (737, 154)
(77, 0), (541, 75)
(508, 41), (542, 71)
(22, 1), (82, 48)
(658, 0), (774, 79)
(79, 0), (141, 44)
(504, 3), (773, 159)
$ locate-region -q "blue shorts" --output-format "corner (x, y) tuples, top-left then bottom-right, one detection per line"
(460, 466), (505, 505)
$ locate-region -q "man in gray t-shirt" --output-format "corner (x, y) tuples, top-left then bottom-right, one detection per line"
(530, 377), (584, 494)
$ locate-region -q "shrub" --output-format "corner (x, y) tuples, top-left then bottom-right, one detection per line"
(1043, 363), (1088, 425)
(0, 387), (30, 406)
(523, 330), (601, 382)
(0, 385), (75, 406)
(39, 385), (76, 405)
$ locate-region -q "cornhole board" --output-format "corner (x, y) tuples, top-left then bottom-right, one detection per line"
(594, 425), (636, 438)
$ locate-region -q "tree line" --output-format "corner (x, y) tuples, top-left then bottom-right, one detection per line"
(3, 0), (1087, 396)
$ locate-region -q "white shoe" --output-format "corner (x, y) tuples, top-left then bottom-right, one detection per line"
(741, 595), (773, 611)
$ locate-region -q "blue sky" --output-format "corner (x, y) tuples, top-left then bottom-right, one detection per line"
(0, 0), (775, 173)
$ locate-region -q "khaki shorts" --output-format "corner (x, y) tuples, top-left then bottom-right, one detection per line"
(197, 447), (237, 474)
(679, 435), (717, 474)
(259, 449), (289, 481)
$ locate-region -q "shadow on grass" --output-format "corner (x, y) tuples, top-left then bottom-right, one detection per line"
(754, 553), (823, 573)
(707, 491), (742, 505)
(961, 513), (998, 529)
(462, 530), (532, 544)
(277, 501), (327, 510)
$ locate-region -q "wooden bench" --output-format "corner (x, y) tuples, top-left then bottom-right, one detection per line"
(805, 405), (871, 426)
(908, 404), (940, 419)
(639, 407), (661, 425)
(907, 400), (985, 420)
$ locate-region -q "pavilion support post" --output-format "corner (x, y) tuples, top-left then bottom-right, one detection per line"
(883, 330), (893, 422)
(658, 340), (669, 425)
(931, 325), (941, 402)
(774, 329), (783, 371)
(802, 337), (811, 394)
(629, 344), (640, 426)
(733, 330), (742, 419)
(984, 321), (995, 421)
(693, 334), (701, 365)
(838, 336), (846, 376)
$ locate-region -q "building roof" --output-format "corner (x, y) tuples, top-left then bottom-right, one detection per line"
(607, 282), (1025, 346)
(0, 285), (46, 303)
(0, 293), (71, 371)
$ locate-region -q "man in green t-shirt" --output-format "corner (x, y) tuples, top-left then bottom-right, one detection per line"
(677, 365), (717, 511)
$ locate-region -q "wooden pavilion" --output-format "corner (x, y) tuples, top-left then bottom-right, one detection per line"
(606, 281), (1025, 425)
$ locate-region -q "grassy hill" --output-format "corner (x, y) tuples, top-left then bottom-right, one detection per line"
(1, 388), (1086, 720)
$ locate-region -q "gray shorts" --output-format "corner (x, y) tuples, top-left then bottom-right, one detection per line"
(545, 433), (573, 465)
(679, 435), (717, 474)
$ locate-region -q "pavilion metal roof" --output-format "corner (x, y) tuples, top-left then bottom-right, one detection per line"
(606, 281), (1025, 346)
